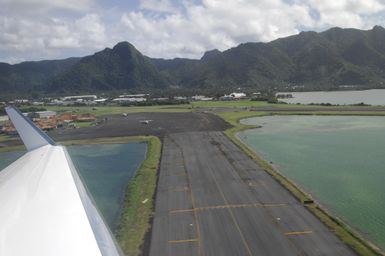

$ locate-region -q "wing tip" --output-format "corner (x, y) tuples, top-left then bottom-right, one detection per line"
(5, 105), (56, 151)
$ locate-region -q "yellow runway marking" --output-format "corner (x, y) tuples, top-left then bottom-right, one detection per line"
(169, 203), (286, 214)
(169, 208), (194, 213)
(168, 239), (198, 244)
(285, 230), (313, 236)
(168, 136), (202, 255)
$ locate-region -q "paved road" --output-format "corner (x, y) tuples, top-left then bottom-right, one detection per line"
(149, 131), (356, 256)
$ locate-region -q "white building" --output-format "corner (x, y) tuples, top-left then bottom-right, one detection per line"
(119, 94), (149, 98)
(192, 95), (213, 101)
(174, 96), (188, 100)
(63, 95), (97, 101)
(0, 115), (9, 125)
(112, 97), (147, 103)
(34, 111), (57, 119)
(230, 92), (247, 99)
(94, 98), (108, 103)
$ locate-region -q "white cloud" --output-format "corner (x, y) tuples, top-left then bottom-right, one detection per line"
(139, 0), (178, 13)
(2, 0), (385, 63)
(0, 13), (107, 63)
(119, 0), (315, 59)
(0, 0), (96, 14)
(308, 0), (385, 28)
(116, 0), (385, 59)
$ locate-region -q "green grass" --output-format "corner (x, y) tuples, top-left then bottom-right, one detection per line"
(0, 145), (24, 153)
(192, 100), (308, 108)
(218, 110), (384, 256)
(191, 100), (385, 109)
(0, 134), (18, 143)
(45, 105), (192, 117)
(218, 111), (313, 204)
(59, 136), (152, 146)
(40, 101), (385, 118)
(0, 134), (23, 153)
(192, 100), (273, 108)
(73, 121), (95, 128)
(115, 136), (161, 256)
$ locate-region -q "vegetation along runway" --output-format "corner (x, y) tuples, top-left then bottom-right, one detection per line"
(149, 131), (356, 255)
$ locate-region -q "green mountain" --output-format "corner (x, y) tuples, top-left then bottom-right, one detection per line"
(1, 26), (385, 95)
(0, 58), (79, 94)
(50, 42), (167, 94)
(152, 25), (385, 91)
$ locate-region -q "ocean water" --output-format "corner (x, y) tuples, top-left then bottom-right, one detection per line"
(0, 151), (25, 170)
(238, 116), (385, 250)
(0, 143), (146, 232)
(67, 143), (146, 230)
(277, 89), (385, 105)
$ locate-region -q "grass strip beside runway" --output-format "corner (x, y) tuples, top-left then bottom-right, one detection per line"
(115, 136), (161, 256)
(61, 136), (161, 256)
(218, 110), (384, 256)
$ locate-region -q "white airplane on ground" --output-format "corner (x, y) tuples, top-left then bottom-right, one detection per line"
(139, 119), (152, 124)
(0, 106), (122, 256)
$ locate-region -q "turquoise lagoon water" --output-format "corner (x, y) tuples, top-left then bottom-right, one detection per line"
(0, 143), (146, 231)
(277, 89), (385, 105)
(238, 115), (385, 250)
(0, 151), (25, 170)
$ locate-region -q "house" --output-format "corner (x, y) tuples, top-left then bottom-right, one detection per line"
(0, 115), (9, 124)
(58, 113), (76, 122)
(1, 125), (17, 135)
(35, 119), (57, 131)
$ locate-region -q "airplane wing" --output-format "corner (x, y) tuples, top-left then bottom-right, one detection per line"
(0, 106), (122, 256)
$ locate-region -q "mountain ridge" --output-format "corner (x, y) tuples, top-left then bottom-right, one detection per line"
(2, 25), (385, 95)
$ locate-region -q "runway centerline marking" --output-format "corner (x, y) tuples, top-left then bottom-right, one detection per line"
(285, 231), (313, 236)
(199, 135), (253, 256)
(169, 136), (203, 256)
(169, 203), (287, 214)
(168, 239), (198, 244)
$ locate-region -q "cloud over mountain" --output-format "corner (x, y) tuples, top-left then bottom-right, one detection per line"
(1, 0), (385, 63)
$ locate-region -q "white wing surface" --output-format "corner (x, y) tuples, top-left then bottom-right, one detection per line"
(0, 106), (121, 256)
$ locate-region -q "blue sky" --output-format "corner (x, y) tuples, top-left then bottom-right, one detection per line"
(1, 0), (385, 63)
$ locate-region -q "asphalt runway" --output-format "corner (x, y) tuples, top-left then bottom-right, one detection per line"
(149, 131), (356, 256)
(48, 112), (230, 142)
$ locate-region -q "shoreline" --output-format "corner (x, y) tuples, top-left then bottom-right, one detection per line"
(59, 136), (161, 256)
(2, 106), (385, 255)
(219, 111), (384, 256)
(114, 136), (161, 256)
(0, 136), (161, 256)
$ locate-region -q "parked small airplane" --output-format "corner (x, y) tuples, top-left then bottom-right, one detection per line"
(0, 106), (122, 256)
(139, 119), (152, 124)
